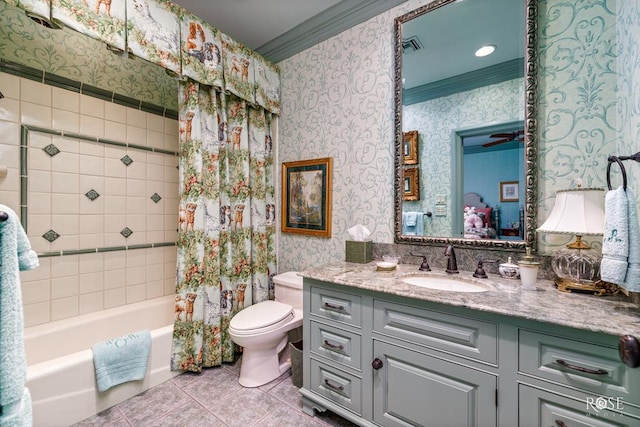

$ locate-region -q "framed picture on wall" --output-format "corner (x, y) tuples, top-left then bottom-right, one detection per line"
(281, 157), (333, 237)
(403, 130), (419, 165)
(500, 181), (519, 202)
(403, 167), (420, 201)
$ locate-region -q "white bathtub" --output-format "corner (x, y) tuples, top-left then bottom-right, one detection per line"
(24, 295), (180, 427)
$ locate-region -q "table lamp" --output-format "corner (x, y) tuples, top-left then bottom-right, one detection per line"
(537, 185), (609, 294)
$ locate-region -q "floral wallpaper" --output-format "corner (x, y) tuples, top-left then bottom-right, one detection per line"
(0, 1), (178, 109)
(279, 0), (623, 272)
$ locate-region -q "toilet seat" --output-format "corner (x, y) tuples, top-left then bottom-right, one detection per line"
(229, 301), (294, 336)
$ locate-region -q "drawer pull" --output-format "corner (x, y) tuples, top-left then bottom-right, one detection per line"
(372, 358), (384, 370)
(323, 302), (346, 312)
(324, 379), (345, 391)
(323, 340), (344, 351)
(556, 359), (608, 375)
(555, 421), (568, 427)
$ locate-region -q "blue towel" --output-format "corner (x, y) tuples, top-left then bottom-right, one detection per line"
(601, 187), (629, 284)
(0, 205), (38, 416)
(622, 191), (640, 292)
(92, 330), (151, 392)
(402, 212), (425, 235)
(0, 388), (32, 427)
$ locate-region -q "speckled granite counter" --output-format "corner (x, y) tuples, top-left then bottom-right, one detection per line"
(301, 262), (640, 338)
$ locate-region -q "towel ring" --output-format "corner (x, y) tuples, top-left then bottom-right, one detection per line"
(607, 156), (627, 191)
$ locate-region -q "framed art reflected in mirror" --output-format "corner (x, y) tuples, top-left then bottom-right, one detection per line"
(281, 157), (333, 238)
(403, 167), (420, 201)
(403, 130), (419, 165)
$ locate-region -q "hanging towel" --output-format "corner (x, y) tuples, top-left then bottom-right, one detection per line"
(404, 212), (418, 226)
(0, 388), (32, 427)
(622, 190), (640, 292)
(0, 204), (38, 424)
(402, 212), (424, 235)
(92, 329), (151, 392)
(601, 187), (629, 284)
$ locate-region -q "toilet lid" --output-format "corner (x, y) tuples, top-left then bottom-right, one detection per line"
(230, 300), (293, 334)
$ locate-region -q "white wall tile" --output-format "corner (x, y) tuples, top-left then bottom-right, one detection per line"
(78, 252), (104, 274)
(0, 191), (20, 213)
(0, 98), (20, 122)
(127, 109), (146, 128)
(164, 118), (178, 136)
(51, 193), (79, 214)
(104, 269), (126, 289)
(79, 272), (103, 294)
(51, 296), (79, 320)
(79, 214), (103, 234)
(146, 281), (164, 299)
(21, 279), (51, 304)
(79, 139), (104, 156)
(21, 102), (51, 127)
(52, 152), (79, 174)
(52, 87), (80, 113)
(104, 177), (126, 196)
(105, 102), (126, 123)
(79, 292), (103, 315)
(23, 302), (50, 327)
(104, 288), (125, 309)
(51, 255), (79, 277)
(126, 284), (146, 304)
(52, 171), (79, 194)
(104, 121), (127, 141)
(80, 95), (104, 119)
(51, 214), (79, 235)
(0, 72), (21, 100)
(104, 195), (126, 215)
(0, 120), (21, 146)
(79, 115), (104, 137)
(52, 275), (79, 298)
(29, 192), (52, 215)
(28, 170), (51, 193)
(52, 109), (79, 133)
(126, 125), (147, 146)
(104, 250), (126, 271)
(22, 80), (51, 106)
(79, 154), (105, 176)
(79, 233), (104, 248)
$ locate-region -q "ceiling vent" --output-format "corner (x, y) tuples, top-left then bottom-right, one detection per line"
(402, 36), (423, 53)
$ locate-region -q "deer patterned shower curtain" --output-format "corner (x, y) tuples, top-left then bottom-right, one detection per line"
(170, 80), (277, 372)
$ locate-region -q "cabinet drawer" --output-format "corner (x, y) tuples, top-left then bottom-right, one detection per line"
(309, 320), (361, 370)
(309, 286), (362, 327)
(519, 384), (639, 427)
(373, 299), (498, 364)
(309, 358), (362, 415)
(519, 330), (640, 406)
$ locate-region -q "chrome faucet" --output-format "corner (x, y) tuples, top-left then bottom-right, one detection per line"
(444, 245), (459, 274)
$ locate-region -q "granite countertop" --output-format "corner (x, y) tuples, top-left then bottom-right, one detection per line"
(301, 261), (640, 338)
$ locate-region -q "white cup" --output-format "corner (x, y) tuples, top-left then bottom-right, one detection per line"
(519, 264), (539, 290)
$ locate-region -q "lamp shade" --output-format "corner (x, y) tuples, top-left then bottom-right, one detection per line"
(537, 188), (605, 235)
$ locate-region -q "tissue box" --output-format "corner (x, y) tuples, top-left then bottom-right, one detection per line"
(345, 240), (372, 263)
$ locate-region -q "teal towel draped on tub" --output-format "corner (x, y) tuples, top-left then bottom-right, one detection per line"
(92, 330), (151, 392)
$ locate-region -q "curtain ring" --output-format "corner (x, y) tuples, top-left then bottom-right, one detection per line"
(607, 156), (627, 191)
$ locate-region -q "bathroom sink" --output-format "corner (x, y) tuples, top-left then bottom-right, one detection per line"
(401, 276), (491, 293)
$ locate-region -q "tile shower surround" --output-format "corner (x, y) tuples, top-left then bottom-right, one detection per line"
(0, 70), (179, 327)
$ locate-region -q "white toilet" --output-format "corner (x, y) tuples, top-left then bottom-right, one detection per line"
(229, 271), (303, 387)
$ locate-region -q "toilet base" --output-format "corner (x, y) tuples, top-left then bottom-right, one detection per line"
(238, 335), (291, 387)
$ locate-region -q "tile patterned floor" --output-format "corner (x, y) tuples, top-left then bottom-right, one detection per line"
(73, 357), (358, 427)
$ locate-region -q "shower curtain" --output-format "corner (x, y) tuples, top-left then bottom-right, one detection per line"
(170, 80), (276, 372)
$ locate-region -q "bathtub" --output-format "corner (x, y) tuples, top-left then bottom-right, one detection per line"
(24, 295), (181, 427)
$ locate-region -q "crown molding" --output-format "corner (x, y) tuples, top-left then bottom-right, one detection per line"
(403, 58), (524, 106)
(257, 0), (407, 63)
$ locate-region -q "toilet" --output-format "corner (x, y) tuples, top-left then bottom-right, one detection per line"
(229, 271), (303, 387)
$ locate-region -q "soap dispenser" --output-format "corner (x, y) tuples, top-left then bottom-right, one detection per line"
(518, 247), (540, 290)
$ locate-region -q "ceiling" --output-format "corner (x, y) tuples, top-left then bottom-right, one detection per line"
(172, 0), (406, 63)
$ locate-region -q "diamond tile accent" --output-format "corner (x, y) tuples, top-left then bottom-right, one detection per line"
(120, 227), (133, 238)
(85, 189), (100, 201)
(120, 155), (133, 166)
(42, 229), (60, 242)
(43, 144), (61, 157)
(150, 193), (162, 203)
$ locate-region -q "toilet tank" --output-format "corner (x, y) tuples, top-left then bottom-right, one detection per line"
(273, 271), (303, 309)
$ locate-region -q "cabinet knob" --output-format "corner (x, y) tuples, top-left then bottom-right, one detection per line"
(619, 334), (640, 368)
(372, 358), (383, 370)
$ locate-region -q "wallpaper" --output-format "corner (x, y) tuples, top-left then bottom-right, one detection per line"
(279, 0), (621, 272)
(0, 1), (178, 110)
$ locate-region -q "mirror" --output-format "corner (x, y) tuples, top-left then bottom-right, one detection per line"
(394, 0), (537, 250)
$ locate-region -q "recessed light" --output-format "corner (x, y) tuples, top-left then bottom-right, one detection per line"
(475, 45), (496, 57)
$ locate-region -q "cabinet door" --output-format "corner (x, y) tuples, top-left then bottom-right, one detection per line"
(519, 384), (640, 427)
(372, 340), (497, 427)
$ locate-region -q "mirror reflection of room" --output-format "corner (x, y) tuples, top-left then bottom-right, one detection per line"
(400, 0), (526, 240)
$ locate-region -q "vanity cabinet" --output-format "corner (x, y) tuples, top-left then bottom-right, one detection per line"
(300, 278), (640, 427)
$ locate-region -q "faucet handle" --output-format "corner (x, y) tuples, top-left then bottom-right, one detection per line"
(409, 253), (431, 271)
(473, 259), (498, 279)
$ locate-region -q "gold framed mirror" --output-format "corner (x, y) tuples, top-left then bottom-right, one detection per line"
(393, 0), (537, 250)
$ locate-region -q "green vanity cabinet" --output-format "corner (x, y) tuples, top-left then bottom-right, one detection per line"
(300, 278), (640, 427)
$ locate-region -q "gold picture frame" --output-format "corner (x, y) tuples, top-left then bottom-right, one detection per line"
(500, 181), (519, 202)
(403, 167), (420, 201)
(403, 130), (419, 165)
(281, 157), (333, 237)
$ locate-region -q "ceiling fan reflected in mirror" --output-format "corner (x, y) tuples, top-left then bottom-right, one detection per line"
(482, 130), (524, 148)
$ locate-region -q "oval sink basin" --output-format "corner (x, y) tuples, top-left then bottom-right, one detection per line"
(401, 276), (491, 293)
